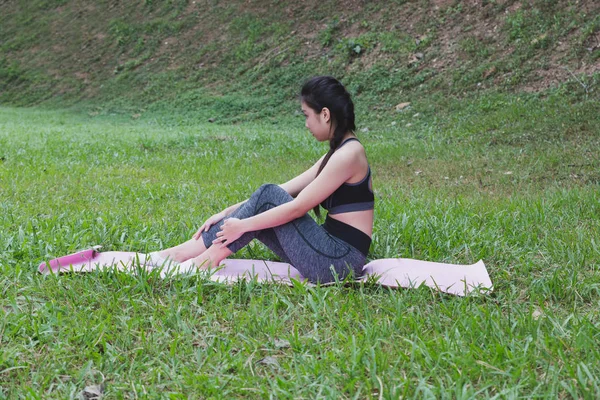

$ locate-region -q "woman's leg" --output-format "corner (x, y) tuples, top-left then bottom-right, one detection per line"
(153, 184), (295, 264)
(262, 212), (366, 283)
(156, 238), (208, 263)
(178, 242), (232, 271)
(152, 183), (288, 266)
(195, 184), (365, 282)
(168, 184), (293, 270)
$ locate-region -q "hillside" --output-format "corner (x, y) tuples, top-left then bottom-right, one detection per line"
(1, 0), (599, 122)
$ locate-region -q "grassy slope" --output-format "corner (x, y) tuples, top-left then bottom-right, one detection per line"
(1, 0), (599, 122)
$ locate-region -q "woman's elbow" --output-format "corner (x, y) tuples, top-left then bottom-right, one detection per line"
(289, 201), (312, 220)
(279, 184), (298, 198)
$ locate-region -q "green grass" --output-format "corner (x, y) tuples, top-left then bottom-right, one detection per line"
(1, 0), (598, 116)
(1, 0), (599, 396)
(1, 93), (599, 397)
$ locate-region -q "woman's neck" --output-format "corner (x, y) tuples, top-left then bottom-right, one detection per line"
(338, 132), (356, 145)
(343, 132), (355, 140)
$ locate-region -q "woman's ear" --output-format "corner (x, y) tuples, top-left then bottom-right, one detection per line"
(320, 107), (331, 124)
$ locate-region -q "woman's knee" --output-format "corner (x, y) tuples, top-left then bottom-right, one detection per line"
(257, 183), (287, 197)
(254, 184), (292, 211)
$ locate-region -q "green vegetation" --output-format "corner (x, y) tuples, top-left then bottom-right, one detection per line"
(1, 90), (599, 396)
(1, 0), (598, 119)
(1, 0), (600, 397)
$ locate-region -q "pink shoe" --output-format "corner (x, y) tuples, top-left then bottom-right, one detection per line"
(38, 246), (102, 274)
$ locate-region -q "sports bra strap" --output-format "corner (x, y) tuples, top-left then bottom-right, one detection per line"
(336, 137), (360, 149)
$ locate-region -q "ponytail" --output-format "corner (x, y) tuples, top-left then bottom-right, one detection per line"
(300, 76), (356, 217)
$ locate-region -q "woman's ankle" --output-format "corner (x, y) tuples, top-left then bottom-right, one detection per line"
(157, 250), (187, 263)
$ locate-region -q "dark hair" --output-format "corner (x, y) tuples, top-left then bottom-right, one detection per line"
(301, 76), (356, 217)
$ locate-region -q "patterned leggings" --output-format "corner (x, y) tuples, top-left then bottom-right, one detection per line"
(201, 184), (366, 283)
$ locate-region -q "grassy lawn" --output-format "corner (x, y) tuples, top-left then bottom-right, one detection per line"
(0, 96), (599, 398)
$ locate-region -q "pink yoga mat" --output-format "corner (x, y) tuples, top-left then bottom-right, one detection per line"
(38, 249), (492, 296)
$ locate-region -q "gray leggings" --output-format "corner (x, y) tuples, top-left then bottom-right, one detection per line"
(201, 184), (366, 283)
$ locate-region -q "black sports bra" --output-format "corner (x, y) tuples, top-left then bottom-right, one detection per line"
(320, 138), (375, 215)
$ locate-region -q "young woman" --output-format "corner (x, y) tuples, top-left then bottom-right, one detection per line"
(149, 76), (374, 283)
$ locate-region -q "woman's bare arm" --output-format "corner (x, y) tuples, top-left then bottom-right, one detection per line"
(278, 154), (326, 197)
(194, 155), (325, 239)
(215, 148), (360, 247)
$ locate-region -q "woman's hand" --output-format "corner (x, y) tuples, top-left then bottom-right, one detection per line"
(213, 218), (247, 248)
(193, 211), (226, 240)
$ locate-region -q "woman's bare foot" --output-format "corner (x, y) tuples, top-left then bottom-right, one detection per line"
(157, 238), (209, 263)
(171, 244), (233, 274)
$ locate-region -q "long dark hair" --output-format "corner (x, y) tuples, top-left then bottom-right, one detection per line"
(301, 76), (356, 217)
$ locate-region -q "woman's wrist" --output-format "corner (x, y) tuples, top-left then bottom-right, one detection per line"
(239, 218), (253, 234)
(223, 206), (236, 216)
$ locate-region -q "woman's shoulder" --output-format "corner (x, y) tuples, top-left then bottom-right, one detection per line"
(335, 138), (367, 159)
(327, 141), (368, 176)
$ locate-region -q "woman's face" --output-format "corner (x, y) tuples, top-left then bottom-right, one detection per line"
(301, 101), (331, 142)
